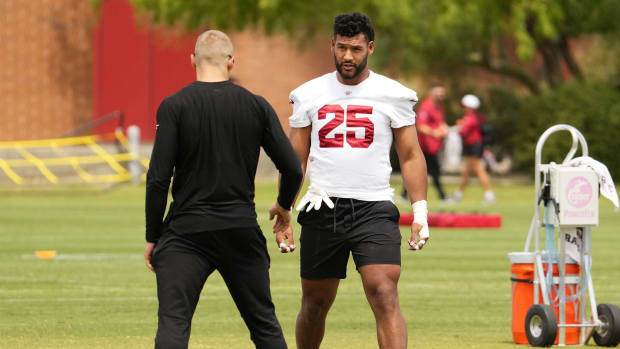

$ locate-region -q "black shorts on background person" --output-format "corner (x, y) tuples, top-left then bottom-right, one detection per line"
(462, 141), (483, 158)
(144, 30), (303, 349)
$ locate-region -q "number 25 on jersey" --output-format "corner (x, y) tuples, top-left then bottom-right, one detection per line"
(318, 104), (374, 148)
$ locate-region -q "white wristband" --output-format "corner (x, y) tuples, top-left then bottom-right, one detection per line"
(412, 200), (428, 225)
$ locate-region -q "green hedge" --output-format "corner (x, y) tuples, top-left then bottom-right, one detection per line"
(486, 81), (620, 179)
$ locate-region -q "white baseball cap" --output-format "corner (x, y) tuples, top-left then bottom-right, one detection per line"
(461, 94), (480, 109)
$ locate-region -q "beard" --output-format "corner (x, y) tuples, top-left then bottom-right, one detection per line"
(334, 53), (368, 80)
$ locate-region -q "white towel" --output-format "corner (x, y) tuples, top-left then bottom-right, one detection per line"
(441, 126), (462, 171)
(568, 156), (619, 211)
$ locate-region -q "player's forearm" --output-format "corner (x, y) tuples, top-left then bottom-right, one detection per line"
(288, 126), (311, 208)
(144, 144), (175, 242)
(416, 124), (433, 136)
(276, 155), (303, 210)
(458, 119), (471, 136)
(289, 160), (308, 209)
(145, 173), (170, 242)
(274, 153), (306, 211)
(401, 153), (427, 203)
(145, 101), (178, 242)
(394, 126), (427, 202)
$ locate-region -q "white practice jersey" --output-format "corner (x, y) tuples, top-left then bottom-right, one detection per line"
(289, 71), (418, 201)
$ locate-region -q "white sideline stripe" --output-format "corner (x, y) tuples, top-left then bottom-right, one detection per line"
(0, 293), (278, 303)
(0, 293), (299, 303)
(22, 253), (142, 261)
(0, 296), (157, 303)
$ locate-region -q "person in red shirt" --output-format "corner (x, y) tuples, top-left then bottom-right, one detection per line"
(453, 94), (495, 204)
(401, 85), (448, 201)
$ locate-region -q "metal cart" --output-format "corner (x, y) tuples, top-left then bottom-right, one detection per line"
(517, 124), (620, 347)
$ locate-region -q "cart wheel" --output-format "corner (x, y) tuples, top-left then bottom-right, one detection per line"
(593, 304), (620, 347)
(525, 304), (557, 347)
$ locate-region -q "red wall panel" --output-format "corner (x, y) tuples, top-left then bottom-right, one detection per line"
(93, 0), (195, 140)
(148, 32), (196, 138)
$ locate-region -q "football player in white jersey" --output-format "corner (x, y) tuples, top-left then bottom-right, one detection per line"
(287, 12), (429, 349)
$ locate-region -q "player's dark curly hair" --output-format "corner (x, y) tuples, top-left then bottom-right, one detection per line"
(333, 12), (374, 43)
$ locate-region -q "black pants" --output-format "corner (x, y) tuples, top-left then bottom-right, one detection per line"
(402, 153), (446, 200)
(151, 227), (287, 349)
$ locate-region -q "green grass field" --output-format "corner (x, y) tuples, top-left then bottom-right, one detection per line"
(1, 181), (619, 348)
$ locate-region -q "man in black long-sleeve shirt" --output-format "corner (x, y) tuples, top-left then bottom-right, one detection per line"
(144, 30), (303, 349)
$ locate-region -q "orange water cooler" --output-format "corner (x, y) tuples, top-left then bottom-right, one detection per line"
(509, 252), (581, 345)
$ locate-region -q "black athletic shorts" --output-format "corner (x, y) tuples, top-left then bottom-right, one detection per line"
(463, 141), (483, 158)
(297, 198), (402, 280)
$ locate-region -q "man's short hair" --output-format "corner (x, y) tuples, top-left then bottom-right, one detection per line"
(333, 12), (375, 43)
(429, 83), (443, 89)
(194, 30), (233, 67)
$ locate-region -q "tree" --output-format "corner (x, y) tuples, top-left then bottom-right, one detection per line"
(129, 0), (620, 93)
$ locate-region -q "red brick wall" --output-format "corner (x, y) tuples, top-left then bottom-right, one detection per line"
(0, 0), (333, 141)
(0, 0), (96, 141)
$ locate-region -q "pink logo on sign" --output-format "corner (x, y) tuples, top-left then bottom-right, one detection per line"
(566, 177), (593, 208)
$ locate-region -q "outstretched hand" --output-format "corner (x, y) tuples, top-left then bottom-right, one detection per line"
(269, 202), (296, 253)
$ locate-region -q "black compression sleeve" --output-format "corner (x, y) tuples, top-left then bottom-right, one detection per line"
(145, 99), (178, 242)
(259, 97), (303, 210)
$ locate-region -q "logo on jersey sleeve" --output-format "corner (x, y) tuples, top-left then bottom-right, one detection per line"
(317, 104), (374, 148)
